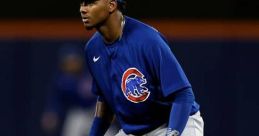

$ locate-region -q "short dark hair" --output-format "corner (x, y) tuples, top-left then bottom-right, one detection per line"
(117, 0), (126, 13)
(80, 0), (126, 13)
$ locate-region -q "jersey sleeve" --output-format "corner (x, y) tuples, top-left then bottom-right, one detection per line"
(91, 78), (103, 96)
(145, 33), (191, 97)
(84, 42), (103, 96)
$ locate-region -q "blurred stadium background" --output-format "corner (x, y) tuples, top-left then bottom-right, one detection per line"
(1, 0), (259, 136)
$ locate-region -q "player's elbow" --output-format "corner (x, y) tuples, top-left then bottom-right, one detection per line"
(173, 87), (195, 103)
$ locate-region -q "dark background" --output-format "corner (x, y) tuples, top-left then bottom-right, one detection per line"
(1, 0), (259, 136)
(1, 40), (259, 136)
(0, 0), (259, 19)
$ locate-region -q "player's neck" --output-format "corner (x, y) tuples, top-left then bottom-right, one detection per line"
(97, 11), (124, 44)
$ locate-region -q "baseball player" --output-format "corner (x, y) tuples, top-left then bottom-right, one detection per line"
(80, 0), (204, 135)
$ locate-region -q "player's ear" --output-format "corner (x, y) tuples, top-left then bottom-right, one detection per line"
(108, 0), (117, 13)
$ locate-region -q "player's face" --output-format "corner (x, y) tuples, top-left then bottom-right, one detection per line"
(80, 0), (111, 30)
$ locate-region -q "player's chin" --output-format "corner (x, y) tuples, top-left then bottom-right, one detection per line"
(84, 24), (94, 30)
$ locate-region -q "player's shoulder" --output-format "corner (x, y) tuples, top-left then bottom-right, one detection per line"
(84, 32), (102, 52)
(125, 17), (164, 44)
(125, 17), (168, 49)
(126, 16), (160, 38)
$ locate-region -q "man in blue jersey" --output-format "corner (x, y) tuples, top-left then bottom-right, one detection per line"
(80, 0), (204, 136)
(41, 46), (96, 136)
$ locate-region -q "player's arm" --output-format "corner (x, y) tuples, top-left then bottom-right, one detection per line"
(166, 87), (194, 136)
(89, 97), (114, 136)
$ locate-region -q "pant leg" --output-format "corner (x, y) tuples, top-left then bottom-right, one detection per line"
(181, 111), (204, 136)
(145, 112), (204, 136)
(115, 111), (204, 136)
(115, 129), (135, 136)
(115, 125), (167, 136)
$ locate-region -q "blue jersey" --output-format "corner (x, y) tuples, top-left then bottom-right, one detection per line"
(85, 16), (199, 135)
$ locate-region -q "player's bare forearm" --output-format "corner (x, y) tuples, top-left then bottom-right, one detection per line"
(95, 101), (114, 121)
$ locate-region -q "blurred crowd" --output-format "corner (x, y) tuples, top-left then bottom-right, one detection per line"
(41, 45), (119, 136)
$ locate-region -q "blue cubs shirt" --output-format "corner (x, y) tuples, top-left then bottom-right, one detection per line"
(85, 16), (199, 135)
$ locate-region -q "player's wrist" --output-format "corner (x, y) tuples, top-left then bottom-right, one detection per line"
(166, 128), (180, 136)
(89, 117), (110, 136)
